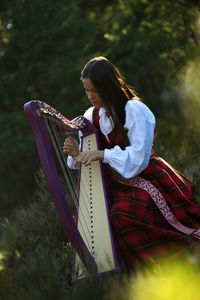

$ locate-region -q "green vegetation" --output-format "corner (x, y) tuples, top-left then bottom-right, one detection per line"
(1, 0), (200, 216)
(1, 0), (200, 298)
(1, 171), (200, 299)
(0, 171), (73, 299)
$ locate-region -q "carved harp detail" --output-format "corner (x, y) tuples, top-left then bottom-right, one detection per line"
(24, 100), (117, 280)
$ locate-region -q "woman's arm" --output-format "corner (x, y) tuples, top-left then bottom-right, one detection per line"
(103, 100), (156, 178)
(64, 107), (104, 168)
(63, 136), (79, 158)
(74, 150), (104, 167)
(63, 136), (80, 169)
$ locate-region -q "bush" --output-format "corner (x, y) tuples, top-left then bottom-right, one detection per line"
(0, 170), (73, 299)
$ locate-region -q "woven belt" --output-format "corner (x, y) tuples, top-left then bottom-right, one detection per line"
(108, 167), (200, 240)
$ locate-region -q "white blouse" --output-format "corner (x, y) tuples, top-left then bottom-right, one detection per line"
(67, 100), (156, 178)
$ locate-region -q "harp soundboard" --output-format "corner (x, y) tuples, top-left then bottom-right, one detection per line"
(24, 100), (117, 280)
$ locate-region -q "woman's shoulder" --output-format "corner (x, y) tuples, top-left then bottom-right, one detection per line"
(125, 99), (156, 123)
(126, 98), (153, 114)
(83, 106), (94, 122)
(126, 98), (148, 110)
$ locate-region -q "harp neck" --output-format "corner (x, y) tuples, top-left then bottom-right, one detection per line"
(24, 100), (98, 138)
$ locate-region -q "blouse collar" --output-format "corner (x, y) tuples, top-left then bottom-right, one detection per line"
(98, 107), (114, 141)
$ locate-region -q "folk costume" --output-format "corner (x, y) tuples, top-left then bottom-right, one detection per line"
(68, 99), (200, 269)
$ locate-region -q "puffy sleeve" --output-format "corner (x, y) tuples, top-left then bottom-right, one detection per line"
(103, 100), (156, 178)
(67, 155), (77, 169)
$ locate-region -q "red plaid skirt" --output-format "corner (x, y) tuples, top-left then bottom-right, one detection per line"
(108, 157), (200, 269)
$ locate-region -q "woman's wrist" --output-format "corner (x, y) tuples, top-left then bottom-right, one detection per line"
(99, 150), (104, 160)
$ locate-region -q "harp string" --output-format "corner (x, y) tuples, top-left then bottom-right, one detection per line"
(45, 119), (93, 252)
(58, 126), (96, 233)
(58, 125), (95, 236)
(57, 123), (97, 229)
(59, 125), (80, 189)
(57, 125), (80, 198)
(46, 120), (92, 250)
(58, 126), (92, 217)
(51, 122), (92, 223)
(46, 120), (78, 202)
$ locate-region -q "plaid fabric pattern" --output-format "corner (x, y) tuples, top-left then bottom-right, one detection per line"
(93, 108), (200, 268)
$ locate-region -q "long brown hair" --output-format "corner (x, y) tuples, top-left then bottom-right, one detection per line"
(81, 57), (139, 136)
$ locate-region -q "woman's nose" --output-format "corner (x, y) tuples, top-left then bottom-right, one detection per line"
(88, 92), (94, 100)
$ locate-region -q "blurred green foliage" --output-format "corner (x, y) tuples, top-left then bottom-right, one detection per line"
(0, 170), (73, 299)
(1, 2), (200, 298)
(0, 172), (200, 298)
(105, 253), (200, 300)
(0, 0), (200, 217)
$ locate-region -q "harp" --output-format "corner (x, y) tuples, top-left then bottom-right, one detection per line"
(24, 100), (118, 280)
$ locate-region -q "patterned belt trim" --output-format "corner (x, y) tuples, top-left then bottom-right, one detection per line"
(108, 167), (200, 240)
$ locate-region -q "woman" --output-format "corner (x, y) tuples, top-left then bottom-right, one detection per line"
(63, 56), (200, 269)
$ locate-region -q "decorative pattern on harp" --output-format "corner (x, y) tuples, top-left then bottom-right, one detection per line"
(24, 100), (117, 280)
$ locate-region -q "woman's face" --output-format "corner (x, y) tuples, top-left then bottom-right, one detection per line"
(82, 78), (104, 109)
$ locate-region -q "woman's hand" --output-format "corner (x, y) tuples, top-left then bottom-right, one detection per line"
(63, 136), (79, 158)
(74, 150), (104, 167)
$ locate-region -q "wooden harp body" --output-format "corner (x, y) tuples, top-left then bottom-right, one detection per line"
(24, 100), (117, 279)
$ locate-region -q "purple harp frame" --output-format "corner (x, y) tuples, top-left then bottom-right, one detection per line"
(24, 100), (117, 277)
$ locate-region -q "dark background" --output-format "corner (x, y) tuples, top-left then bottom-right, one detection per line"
(1, 0), (200, 216)
(1, 2), (200, 299)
